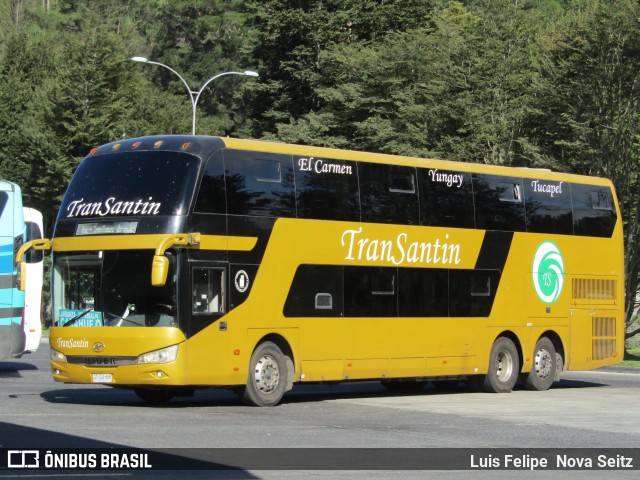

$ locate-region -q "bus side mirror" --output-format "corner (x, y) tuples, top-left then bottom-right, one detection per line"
(151, 255), (169, 287)
(151, 233), (201, 287)
(15, 238), (51, 291)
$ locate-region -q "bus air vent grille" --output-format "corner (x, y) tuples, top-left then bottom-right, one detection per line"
(592, 316), (616, 360)
(572, 278), (616, 300)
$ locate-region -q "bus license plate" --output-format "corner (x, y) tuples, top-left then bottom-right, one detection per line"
(92, 373), (113, 383)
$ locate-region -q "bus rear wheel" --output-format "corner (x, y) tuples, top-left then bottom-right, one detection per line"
(481, 337), (519, 393)
(243, 341), (289, 407)
(522, 337), (556, 391)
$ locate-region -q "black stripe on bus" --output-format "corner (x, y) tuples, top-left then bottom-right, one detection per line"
(474, 231), (514, 271)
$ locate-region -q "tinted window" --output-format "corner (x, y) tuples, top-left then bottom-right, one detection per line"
(60, 151), (201, 220)
(225, 150), (295, 217)
(192, 267), (225, 315)
(473, 174), (525, 232)
(571, 183), (617, 237)
(25, 221), (42, 241)
(345, 266), (397, 317)
(449, 270), (500, 317)
(283, 265), (344, 317)
(194, 150), (226, 214)
(25, 220), (44, 262)
(284, 265), (503, 318)
(398, 268), (448, 317)
(419, 169), (474, 228)
(0, 192), (8, 218)
(359, 163), (419, 225)
(294, 156), (359, 221)
(524, 179), (573, 235)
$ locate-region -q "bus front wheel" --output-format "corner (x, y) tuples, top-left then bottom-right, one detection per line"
(481, 337), (519, 393)
(522, 337), (556, 391)
(242, 341), (288, 407)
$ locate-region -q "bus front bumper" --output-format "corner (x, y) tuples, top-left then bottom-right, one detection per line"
(50, 348), (188, 387)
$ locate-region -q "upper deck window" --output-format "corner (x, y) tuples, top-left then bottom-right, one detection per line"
(60, 151), (200, 220)
(571, 183), (617, 237)
(473, 174), (526, 232)
(195, 151), (226, 214)
(294, 155), (360, 221)
(419, 169), (474, 228)
(524, 179), (573, 235)
(224, 150), (296, 217)
(359, 163), (419, 225)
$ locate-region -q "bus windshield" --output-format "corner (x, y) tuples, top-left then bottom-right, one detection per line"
(58, 151), (200, 220)
(52, 251), (178, 328)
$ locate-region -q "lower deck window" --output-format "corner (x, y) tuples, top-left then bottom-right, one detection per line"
(284, 265), (500, 318)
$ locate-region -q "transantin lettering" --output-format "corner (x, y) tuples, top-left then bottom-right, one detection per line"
(66, 197), (161, 218)
(341, 227), (461, 266)
(56, 338), (89, 349)
(428, 169), (464, 188)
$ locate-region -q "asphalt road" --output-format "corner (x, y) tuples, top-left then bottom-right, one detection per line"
(1, 340), (639, 479)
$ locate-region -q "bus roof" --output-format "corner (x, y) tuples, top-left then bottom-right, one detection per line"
(90, 135), (613, 188)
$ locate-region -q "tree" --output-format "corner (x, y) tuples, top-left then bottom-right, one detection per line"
(0, 29), (61, 227)
(542, 0), (640, 345)
(263, 0), (552, 169)
(146, 0), (255, 136)
(243, 0), (440, 138)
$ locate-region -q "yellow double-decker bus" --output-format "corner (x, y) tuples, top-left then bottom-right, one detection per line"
(19, 135), (624, 406)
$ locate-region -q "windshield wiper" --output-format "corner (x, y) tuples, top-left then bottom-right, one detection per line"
(58, 308), (93, 327)
(104, 304), (140, 327)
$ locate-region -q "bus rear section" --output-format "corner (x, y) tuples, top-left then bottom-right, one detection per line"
(0, 181), (25, 360)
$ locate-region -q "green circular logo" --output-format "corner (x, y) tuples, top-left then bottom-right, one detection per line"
(532, 241), (564, 304)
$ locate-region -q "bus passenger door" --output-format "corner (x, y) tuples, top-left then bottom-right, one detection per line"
(189, 266), (226, 335)
(185, 264), (229, 384)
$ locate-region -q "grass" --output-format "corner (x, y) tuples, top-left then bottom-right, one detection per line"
(618, 348), (640, 367)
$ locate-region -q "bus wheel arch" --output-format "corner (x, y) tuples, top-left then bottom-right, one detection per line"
(481, 332), (522, 393)
(242, 335), (294, 407)
(523, 332), (564, 391)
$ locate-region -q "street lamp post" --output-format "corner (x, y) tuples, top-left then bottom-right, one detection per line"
(131, 56), (258, 135)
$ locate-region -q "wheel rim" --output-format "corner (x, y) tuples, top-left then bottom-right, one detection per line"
(253, 354), (280, 394)
(495, 350), (514, 383)
(534, 348), (552, 379)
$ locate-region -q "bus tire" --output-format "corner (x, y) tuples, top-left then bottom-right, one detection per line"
(134, 388), (174, 404)
(482, 336), (519, 393)
(523, 337), (556, 391)
(243, 341), (288, 407)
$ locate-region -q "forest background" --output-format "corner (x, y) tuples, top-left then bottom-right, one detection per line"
(1, 0), (640, 348)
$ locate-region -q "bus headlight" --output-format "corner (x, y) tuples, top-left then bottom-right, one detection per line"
(138, 344), (178, 364)
(50, 349), (67, 363)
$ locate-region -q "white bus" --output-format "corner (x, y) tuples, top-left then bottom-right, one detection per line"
(22, 207), (43, 353)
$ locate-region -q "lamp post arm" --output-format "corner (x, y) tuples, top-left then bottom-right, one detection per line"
(132, 56), (258, 136)
(144, 60), (196, 106)
(193, 72), (247, 107)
